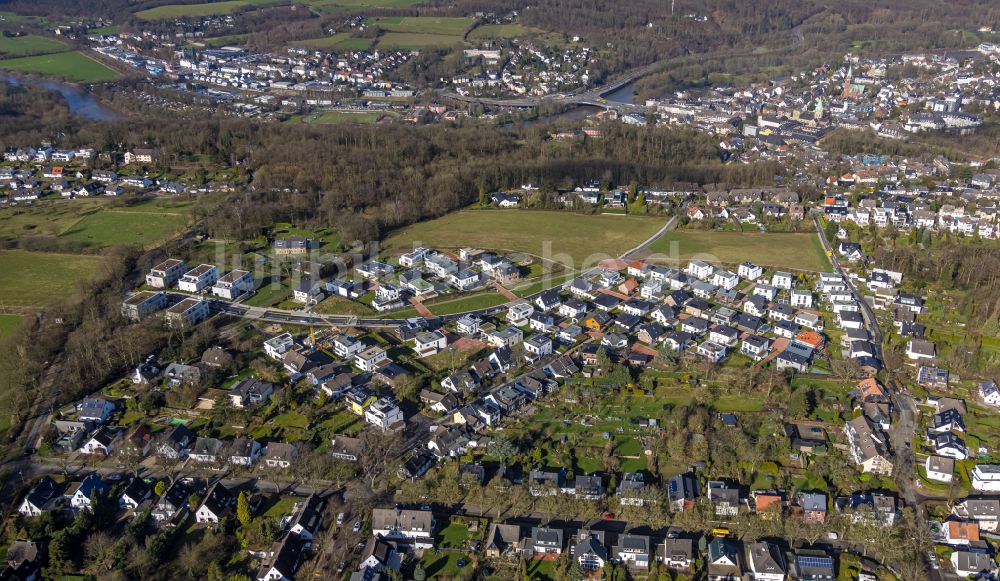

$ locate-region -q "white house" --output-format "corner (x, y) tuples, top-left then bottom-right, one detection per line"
(790, 290), (813, 308)
(712, 270), (739, 290)
(925, 456), (954, 483)
(355, 347), (388, 372)
(365, 398), (404, 431)
(413, 331), (447, 358)
(686, 260), (714, 280)
(738, 261), (763, 280)
(972, 465), (1000, 492)
(980, 380), (1000, 407)
(210, 270), (254, 300)
(771, 271), (794, 290)
(264, 333), (295, 359)
(177, 264), (219, 293)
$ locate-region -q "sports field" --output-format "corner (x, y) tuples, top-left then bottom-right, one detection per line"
(645, 230), (831, 272)
(0, 250), (103, 308)
(383, 210), (666, 269)
(368, 16), (474, 36)
(135, 0), (276, 20)
(377, 32), (464, 49)
(0, 34), (66, 56)
(0, 51), (119, 82)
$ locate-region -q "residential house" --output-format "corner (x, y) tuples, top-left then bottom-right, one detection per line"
(229, 377), (274, 408)
(370, 508), (435, 549)
(195, 482), (234, 524)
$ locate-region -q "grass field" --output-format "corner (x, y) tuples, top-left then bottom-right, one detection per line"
(376, 32), (464, 49)
(0, 34), (66, 57)
(135, 0), (277, 20)
(423, 292), (508, 316)
(0, 200), (106, 238)
(0, 51), (120, 82)
(0, 250), (102, 308)
(383, 210), (666, 269)
(293, 110), (386, 124)
(368, 16), (474, 36)
(646, 229), (831, 272)
(0, 314), (21, 339)
(306, 0), (424, 7)
(199, 34), (249, 47)
(468, 23), (541, 39)
(59, 209), (190, 248)
(295, 33), (357, 49)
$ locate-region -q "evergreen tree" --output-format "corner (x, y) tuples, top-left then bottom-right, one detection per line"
(236, 491), (251, 527)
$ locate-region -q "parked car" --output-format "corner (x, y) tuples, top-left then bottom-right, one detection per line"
(353, 521), (362, 533)
(336, 512), (346, 526)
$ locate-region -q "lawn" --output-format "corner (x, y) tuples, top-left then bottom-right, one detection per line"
(646, 229), (831, 272)
(435, 517), (471, 548)
(0, 34), (67, 57)
(0, 250), (102, 307)
(0, 314), (22, 339)
(468, 23), (541, 39)
(376, 32), (464, 50)
(0, 51), (120, 82)
(526, 559), (558, 581)
(135, 0), (277, 20)
(418, 549), (473, 579)
(59, 209), (190, 248)
(383, 210), (666, 270)
(368, 16), (474, 36)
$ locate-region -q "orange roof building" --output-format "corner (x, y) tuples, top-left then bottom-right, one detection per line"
(795, 331), (825, 350)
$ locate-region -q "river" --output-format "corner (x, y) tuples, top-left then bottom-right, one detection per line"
(0, 71), (119, 121)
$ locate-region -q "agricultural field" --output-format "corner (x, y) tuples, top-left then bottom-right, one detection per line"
(0, 51), (120, 82)
(645, 229), (832, 272)
(134, 0), (277, 20)
(467, 23), (542, 39)
(0, 250), (102, 308)
(0, 34), (66, 57)
(0, 314), (22, 339)
(367, 16), (474, 36)
(383, 210), (666, 269)
(376, 32), (464, 50)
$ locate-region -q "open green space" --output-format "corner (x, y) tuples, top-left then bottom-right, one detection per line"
(0, 34), (66, 57)
(376, 32), (464, 50)
(368, 16), (474, 36)
(306, 0), (424, 8)
(135, 0), (278, 20)
(647, 229), (831, 272)
(384, 210), (666, 270)
(0, 199), (106, 238)
(0, 314), (22, 339)
(288, 110), (387, 125)
(468, 23), (541, 39)
(0, 51), (120, 82)
(294, 33), (355, 49)
(59, 209), (190, 248)
(198, 34), (250, 47)
(0, 250), (102, 308)
(423, 292), (508, 316)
